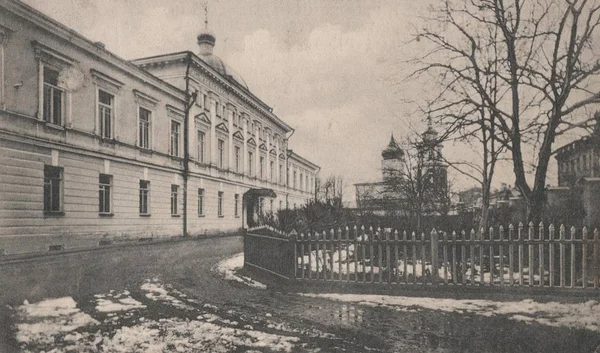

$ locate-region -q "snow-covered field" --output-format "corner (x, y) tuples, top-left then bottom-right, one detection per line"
(11, 278), (336, 353)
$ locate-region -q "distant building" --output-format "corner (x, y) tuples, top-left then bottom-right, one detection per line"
(355, 121), (448, 217)
(552, 113), (600, 226)
(0, 0), (318, 255)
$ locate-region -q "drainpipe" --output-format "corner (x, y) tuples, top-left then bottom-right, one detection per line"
(285, 128), (295, 208)
(183, 52), (197, 237)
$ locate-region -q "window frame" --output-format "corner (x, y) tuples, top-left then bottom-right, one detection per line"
(260, 156), (265, 179)
(98, 89), (115, 139)
(197, 130), (206, 164)
(99, 173), (113, 215)
(139, 180), (150, 216)
(234, 146), (241, 173)
(170, 119), (182, 158)
(234, 193), (240, 217)
(217, 138), (225, 169)
(42, 66), (65, 126)
(171, 184), (179, 216)
(218, 191), (224, 217)
(198, 188), (205, 216)
(248, 151), (254, 176)
(137, 106), (152, 150)
(43, 165), (64, 215)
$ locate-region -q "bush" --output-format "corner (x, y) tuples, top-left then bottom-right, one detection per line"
(259, 199), (357, 234)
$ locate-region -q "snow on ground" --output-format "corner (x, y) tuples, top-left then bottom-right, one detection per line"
(300, 292), (600, 332)
(13, 297), (98, 346)
(13, 278), (328, 353)
(95, 290), (146, 312)
(214, 253), (267, 289)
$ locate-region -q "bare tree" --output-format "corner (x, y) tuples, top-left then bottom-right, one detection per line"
(381, 137), (451, 230)
(411, 0), (600, 222)
(318, 175), (345, 207)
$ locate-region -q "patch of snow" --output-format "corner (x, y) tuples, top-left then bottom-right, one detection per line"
(95, 292), (146, 313)
(300, 292), (600, 332)
(14, 297), (98, 345)
(140, 281), (193, 310)
(102, 317), (300, 353)
(214, 253), (267, 289)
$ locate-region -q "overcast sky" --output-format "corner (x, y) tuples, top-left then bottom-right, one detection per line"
(23, 0), (569, 202)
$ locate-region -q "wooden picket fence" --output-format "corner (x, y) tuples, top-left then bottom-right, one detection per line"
(289, 223), (600, 290)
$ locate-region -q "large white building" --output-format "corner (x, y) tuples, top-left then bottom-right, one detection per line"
(0, 0), (319, 255)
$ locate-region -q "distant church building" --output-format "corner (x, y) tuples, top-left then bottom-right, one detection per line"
(0, 0), (319, 255)
(355, 122), (448, 217)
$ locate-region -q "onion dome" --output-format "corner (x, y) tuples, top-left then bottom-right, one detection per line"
(382, 134), (404, 160)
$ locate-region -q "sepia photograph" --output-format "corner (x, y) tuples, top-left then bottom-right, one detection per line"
(1, 0), (600, 351)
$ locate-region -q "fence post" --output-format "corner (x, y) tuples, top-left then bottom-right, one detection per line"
(593, 228), (598, 288)
(549, 224), (555, 287)
(583, 227), (588, 289)
(290, 229), (298, 280)
(431, 228), (439, 285)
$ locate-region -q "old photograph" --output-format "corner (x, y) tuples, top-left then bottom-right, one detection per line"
(1, 0), (600, 352)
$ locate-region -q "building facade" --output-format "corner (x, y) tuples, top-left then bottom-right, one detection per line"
(0, 0), (319, 255)
(552, 113), (600, 226)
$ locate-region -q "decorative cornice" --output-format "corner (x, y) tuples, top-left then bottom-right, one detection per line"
(216, 122), (229, 133)
(133, 89), (159, 107)
(166, 104), (184, 119)
(91, 68), (124, 90)
(32, 40), (76, 66)
(233, 131), (244, 141)
(195, 112), (211, 124)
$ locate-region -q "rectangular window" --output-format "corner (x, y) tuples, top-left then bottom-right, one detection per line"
(218, 191), (224, 217)
(42, 67), (63, 125)
(171, 184), (179, 216)
(198, 188), (204, 216)
(170, 120), (180, 157)
(233, 113), (237, 127)
(99, 173), (112, 214)
(215, 101), (221, 117)
(234, 193), (239, 217)
(197, 130), (205, 163)
(260, 156), (265, 179)
(270, 161), (274, 181)
(279, 200), (283, 210)
(259, 197), (264, 215)
(234, 146), (241, 172)
(293, 171), (297, 189)
(44, 165), (63, 213)
(218, 139), (225, 168)
(203, 94), (209, 111)
(139, 180), (150, 215)
(98, 90), (114, 139)
(279, 164), (283, 183)
(138, 107), (151, 149)
(248, 151), (253, 176)
(300, 173), (304, 191)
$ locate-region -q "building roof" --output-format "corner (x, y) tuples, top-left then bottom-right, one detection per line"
(381, 134), (404, 160)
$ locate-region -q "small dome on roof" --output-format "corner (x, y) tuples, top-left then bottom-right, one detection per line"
(197, 28), (249, 91)
(382, 134), (404, 160)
